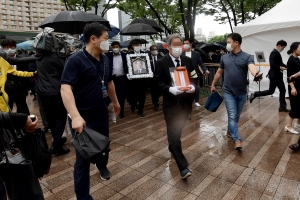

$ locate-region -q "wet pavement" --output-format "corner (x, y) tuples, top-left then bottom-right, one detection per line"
(24, 93), (300, 200)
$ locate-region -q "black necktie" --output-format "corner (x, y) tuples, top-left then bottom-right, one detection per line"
(175, 59), (180, 67)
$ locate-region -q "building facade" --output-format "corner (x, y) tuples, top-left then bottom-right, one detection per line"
(0, 0), (65, 32)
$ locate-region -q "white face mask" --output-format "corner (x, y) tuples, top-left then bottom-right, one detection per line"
(100, 40), (109, 51)
(183, 44), (190, 50)
(208, 52), (213, 57)
(226, 43), (234, 52)
(171, 46), (182, 58)
(4, 48), (16, 56)
(151, 50), (158, 55)
(133, 46), (141, 53)
(112, 48), (120, 54)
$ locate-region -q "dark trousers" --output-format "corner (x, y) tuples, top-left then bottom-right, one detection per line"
(8, 92), (29, 115)
(0, 177), (6, 200)
(254, 78), (287, 108)
(39, 94), (67, 149)
(191, 78), (200, 102)
(150, 80), (160, 107)
(128, 79), (147, 114)
(36, 93), (49, 127)
(68, 119), (109, 200)
(108, 75), (127, 115)
(164, 109), (189, 171)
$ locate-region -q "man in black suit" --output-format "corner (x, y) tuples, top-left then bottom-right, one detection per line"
(106, 41), (128, 118)
(133, 60), (147, 74)
(182, 38), (208, 108)
(155, 34), (195, 179)
(250, 40), (289, 112)
(149, 45), (163, 111)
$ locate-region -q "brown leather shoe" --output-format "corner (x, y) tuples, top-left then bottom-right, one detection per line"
(226, 131), (231, 138)
(234, 141), (243, 150)
(289, 143), (300, 151)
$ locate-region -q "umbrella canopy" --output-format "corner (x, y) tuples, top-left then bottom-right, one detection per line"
(130, 19), (163, 32)
(120, 23), (158, 36)
(39, 11), (111, 34)
(200, 43), (220, 52)
(109, 24), (120, 39)
(16, 40), (34, 51)
(120, 39), (148, 48)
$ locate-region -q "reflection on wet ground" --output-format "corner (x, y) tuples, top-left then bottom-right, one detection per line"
(24, 93), (300, 200)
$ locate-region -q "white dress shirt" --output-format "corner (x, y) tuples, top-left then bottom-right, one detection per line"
(112, 53), (124, 76)
(169, 54), (181, 67)
(185, 51), (192, 58)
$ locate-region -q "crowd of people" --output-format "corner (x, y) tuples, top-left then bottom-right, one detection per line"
(0, 22), (300, 199)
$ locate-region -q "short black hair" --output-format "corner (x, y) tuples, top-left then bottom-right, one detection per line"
(184, 38), (193, 44)
(0, 38), (16, 48)
(276, 40), (287, 47)
(150, 45), (158, 50)
(83, 22), (109, 43)
(111, 41), (120, 47)
(227, 33), (242, 45)
(287, 42), (300, 55)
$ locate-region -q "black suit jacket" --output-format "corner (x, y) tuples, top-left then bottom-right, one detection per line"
(106, 52), (128, 75)
(0, 49), (36, 65)
(155, 55), (194, 115)
(268, 49), (286, 79)
(149, 54), (163, 73)
(181, 51), (207, 76)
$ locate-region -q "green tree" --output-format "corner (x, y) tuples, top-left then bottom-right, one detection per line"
(207, 34), (227, 43)
(204, 0), (281, 32)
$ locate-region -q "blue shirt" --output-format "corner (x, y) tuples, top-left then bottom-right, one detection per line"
(220, 50), (254, 95)
(61, 48), (112, 133)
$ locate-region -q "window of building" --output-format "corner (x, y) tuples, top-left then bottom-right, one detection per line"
(10, 10), (14, 14)
(2, 15), (7, 19)
(54, 9), (58, 13)
(33, 12), (37, 16)
(54, 5), (57, 8)
(47, 9), (51, 12)
(34, 27), (39, 30)
(1, 0), (6, 3)
(2, 4), (6, 8)
(10, 5), (14, 9)
(46, 0), (51, 2)
(19, 26), (23, 30)
(25, 7), (30, 10)
(26, 12), (30, 16)
(25, 1), (29, 6)
(33, 7), (37, 11)
(18, 11), (22, 15)
(3, 20), (7, 24)
(32, 2), (36, 6)
(40, 13), (44, 16)
(17, 6), (21, 10)
(2, 10), (6, 13)
(9, 0), (13, 3)
(10, 15), (15, 19)
(40, 3), (43, 6)
(27, 27), (31, 30)
(47, 4), (51, 7)
(11, 20), (15, 24)
(19, 21), (23, 25)
(34, 22), (38, 26)
(17, 1), (21, 5)
(11, 25), (16, 29)
(18, 16), (22, 20)
(40, 8), (44, 12)
(3, 25), (8, 29)
(27, 22), (31, 26)
(26, 17), (30, 20)
(33, 17), (37, 20)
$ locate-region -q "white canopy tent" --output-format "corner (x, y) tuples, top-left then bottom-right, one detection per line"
(234, 0), (300, 97)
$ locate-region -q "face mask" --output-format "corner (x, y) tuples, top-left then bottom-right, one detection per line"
(209, 53), (213, 57)
(183, 44), (190, 50)
(134, 46), (141, 52)
(277, 49), (282, 53)
(113, 48), (120, 54)
(226, 43), (234, 52)
(151, 50), (158, 55)
(4, 48), (16, 56)
(171, 47), (182, 58)
(100, 40), (109, 51)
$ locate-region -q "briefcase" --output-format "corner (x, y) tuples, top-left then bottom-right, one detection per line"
(204, 91), (223, 112)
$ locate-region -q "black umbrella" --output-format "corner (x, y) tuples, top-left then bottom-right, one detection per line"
(39, 11), (111, 34)
(120, 39), (148, 48)
(200, 43), (220, 52)
(120, 23), (158, 36)
(130, 19), (163, 32)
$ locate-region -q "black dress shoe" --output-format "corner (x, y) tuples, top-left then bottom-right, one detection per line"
(51, 147), (70, 156)
(58, 137), (67, 147)
(279, 108), (290, 112)
(289, 143), (300, 151)
(119, 113), (124, 118)
(249, 93), (256, 103)
(154, 106), (159, 111)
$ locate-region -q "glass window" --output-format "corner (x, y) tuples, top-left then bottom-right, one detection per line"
(10, 15), (15, 19)
(54, 9), (58, 13)
(40, 3), (43, 6)
(20, 26), (23, 30)
(2, 4), (6, 8)
(17, 1), (21, 5)
(18, 11), (22, 15)
(47, 9), (51, 12)
(11, 26), (16, 29)
(34, 27), (39, 30)
(19, 21), (22, 25)
(32, 2), (36, 6)
(10, 10), (14, 14)
(40, 8), (44, 12)
(25, 2), (29, 6)
(27, 22), (31, 25)
(2, 15), (7, 18)
(10, 5), (14, 9)
(2, 10), (6, 13)
(11, 20), (15, 24)
(47, 4), (51, 7)
(3, 20), (7, 24)
(33, 12), (37, 16)
(3, 25), (8, 29)
(9, 0), (13, 3)
(26, 12), (30, 16)
(33, 7), (37, 11)
(40, 13), (44, 16)
(1, 0), (6, 3)
(17, 6), (21, 10)
(34, 22), (38, 26)
(33, 17), (37, 20)
(18, 16), (22, 20)
(26, 17), (30, 20)
(54, 5), (57, 8)
(25, 7), (29, 10)
(27, 27), (31, 30)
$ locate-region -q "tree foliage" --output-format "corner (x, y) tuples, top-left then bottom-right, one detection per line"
(204, 0), (281, 32)
(207, 34), (227, 43)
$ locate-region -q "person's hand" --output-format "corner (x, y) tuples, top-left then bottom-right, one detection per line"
(254, 72), (263, 82)
(291, 88), (297, 96)
(280, 67), (287, 71)
(169, 86), (184, 95)
(24, 116), (38, 133)
(72, 116), (86, 134)
(186, 85), (195, 93)
(290, 72), (300, 79)
(211, 85), (217, 93)
(113, 102), (121, 115)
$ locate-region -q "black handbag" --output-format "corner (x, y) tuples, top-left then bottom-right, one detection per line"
(0, 113), (44, 200)
(71, 126), (110, 164)
(2, 113), (52, 178)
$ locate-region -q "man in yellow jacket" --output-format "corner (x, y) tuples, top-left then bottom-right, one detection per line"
(0, 57), (35, 112)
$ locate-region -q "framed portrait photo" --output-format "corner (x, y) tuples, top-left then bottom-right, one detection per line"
(126, 53), (153, 79)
